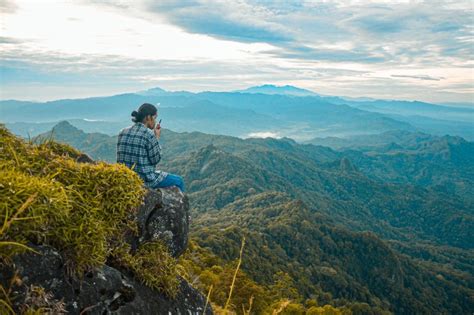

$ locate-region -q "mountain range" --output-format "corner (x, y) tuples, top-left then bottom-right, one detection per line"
(2, 85), (473, 141)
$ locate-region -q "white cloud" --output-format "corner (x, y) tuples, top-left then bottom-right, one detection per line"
(1, 0), (275, 61)
(0, 0), (473, 103)
(246, 131), (281, 139)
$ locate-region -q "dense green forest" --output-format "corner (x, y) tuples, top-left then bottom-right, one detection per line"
(308, 130), (474, 202)
(32, 121), (474, 313)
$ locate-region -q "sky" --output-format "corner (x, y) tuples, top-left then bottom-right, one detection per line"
(0, 0), (473, 104)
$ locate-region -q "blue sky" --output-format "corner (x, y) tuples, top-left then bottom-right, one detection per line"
(0, 0), (473, 103)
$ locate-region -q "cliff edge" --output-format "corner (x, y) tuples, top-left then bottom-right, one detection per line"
(0, 126), (212, 314)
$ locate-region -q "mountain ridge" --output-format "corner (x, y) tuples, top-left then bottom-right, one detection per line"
(3, 84), (473, 140)
(235, 84), (320, 96)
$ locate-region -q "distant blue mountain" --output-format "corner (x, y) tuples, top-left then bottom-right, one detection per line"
(135, 87), (167, 96)
(194, 91), (415, 139)
(236, 84), (320, 96)
(1, 84), (473, 140)
(328, 98), (474, 122)
(440, 102), (474, 108)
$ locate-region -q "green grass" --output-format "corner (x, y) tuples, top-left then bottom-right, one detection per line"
(0, 125), (179, 312)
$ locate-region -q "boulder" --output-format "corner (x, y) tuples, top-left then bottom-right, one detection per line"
(76, 153), (95, 164)
(135, 187), (190, 258)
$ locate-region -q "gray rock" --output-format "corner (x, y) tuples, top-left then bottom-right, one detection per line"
(76, 153), (95, 164)
(135, 187), (190, 258)
(3, 244), (212, 315)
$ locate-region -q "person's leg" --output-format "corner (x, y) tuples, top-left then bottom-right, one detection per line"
(156, 173), (185, 192)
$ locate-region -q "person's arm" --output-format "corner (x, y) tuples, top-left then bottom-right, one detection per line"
(146, 133), (162, 165)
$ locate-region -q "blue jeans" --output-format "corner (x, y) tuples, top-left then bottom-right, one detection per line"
(156, 173), (185, 192)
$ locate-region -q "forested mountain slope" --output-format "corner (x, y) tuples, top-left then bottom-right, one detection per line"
(29, 122), (474, 313)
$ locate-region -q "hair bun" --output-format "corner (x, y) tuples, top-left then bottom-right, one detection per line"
(131, 110), (138, 117)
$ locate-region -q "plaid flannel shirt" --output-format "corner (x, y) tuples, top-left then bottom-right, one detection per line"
(117, 122), (168, 188)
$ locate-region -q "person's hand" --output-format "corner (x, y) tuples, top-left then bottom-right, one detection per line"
(154, 122), (161, 139)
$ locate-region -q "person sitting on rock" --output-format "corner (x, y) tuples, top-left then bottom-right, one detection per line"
(117, 103), (185, 192)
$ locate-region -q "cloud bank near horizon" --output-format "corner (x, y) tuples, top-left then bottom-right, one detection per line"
(0, 0), (472, 104)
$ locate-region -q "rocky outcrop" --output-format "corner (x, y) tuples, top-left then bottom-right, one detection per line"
(135, 187), (190, 257)
(2, 187), (211, 315)
(5, 244), (211, 314)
